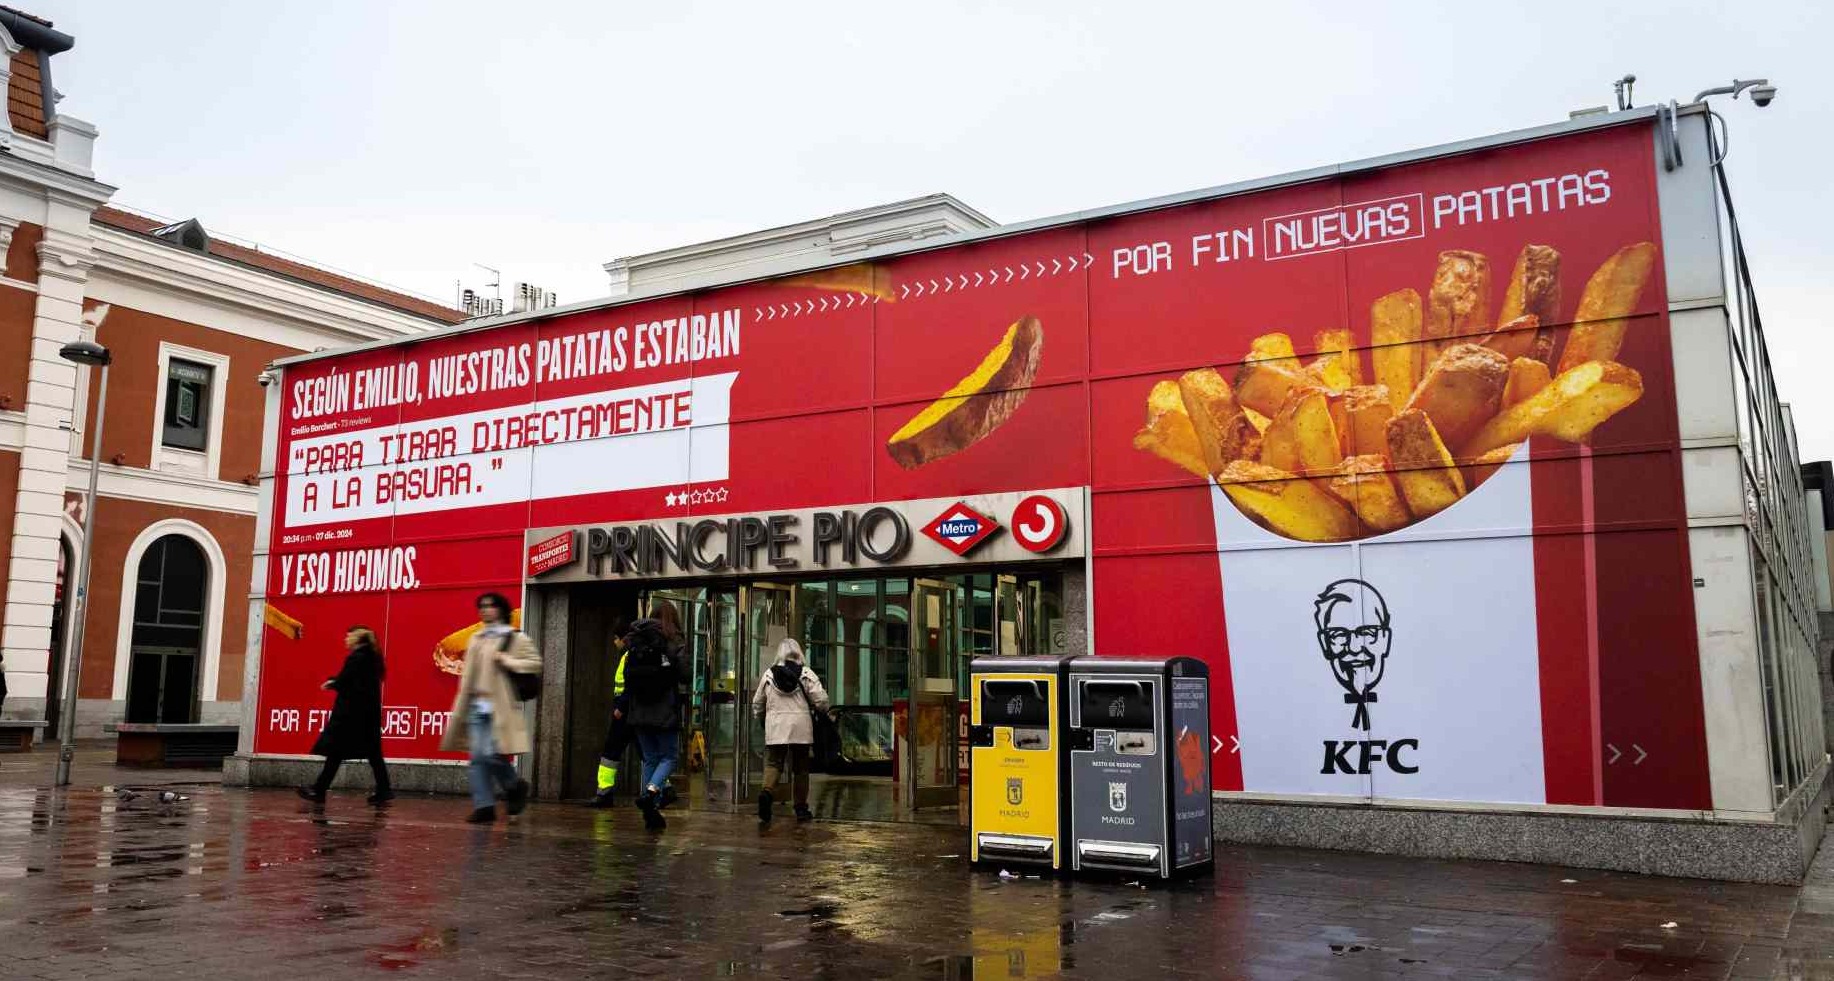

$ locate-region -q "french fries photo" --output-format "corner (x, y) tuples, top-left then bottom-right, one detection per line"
(1216, 461), (1358, 543)
(1328, 455), (1412, 534)
(1260, 388), (1341, 476)
(1502, 357), (1552, 409)
(1132, 380), (1209, 477)
(1233, 353), (1310, 417)
(1176, 369), (1260, 474)
(1314, 329), (1366, 387)
(1461, 360), (1645, 457)
(1386, 409), (1467, 519)
(1494, 245), (1561, 361)
(1424, 250), (1491, 358)
(1339, 385), (1394, 458)
(1370, 289), (1423, 411)
(1557, 242), (1659, 373)
(1401, 343), (1510, 449)
(1462, 445), (1520, 492)
(1131, 239), (1655, 542)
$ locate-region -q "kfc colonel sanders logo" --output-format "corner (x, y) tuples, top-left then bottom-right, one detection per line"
(1314, 579), (1391, 732)
(1313, 579), (1419, 776)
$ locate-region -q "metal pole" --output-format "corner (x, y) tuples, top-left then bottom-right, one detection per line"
(55, 362), (107, 788)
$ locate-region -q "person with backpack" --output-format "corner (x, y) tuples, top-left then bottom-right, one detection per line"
(623, 601), (685, 831)
(440, 592), (542, 824)
(751, 638), (834, 824)
(297, 625), (393, 806)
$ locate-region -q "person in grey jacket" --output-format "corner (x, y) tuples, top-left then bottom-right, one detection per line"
(752, 638), (833, 824)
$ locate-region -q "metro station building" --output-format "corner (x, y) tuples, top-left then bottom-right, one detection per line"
(231, 104), (1830, 882)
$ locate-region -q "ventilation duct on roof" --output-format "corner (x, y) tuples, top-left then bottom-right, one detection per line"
(150, 218), (209, 253)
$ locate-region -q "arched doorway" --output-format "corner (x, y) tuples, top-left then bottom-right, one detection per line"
(124, 535), (209, 724)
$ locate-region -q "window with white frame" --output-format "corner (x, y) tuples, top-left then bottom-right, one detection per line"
(162, 359), (214, 451)
(150, 343), (230, 480)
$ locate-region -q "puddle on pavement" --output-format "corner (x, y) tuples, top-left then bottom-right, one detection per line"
(776, 901), (841, 920)
(366, 927), (459, 970)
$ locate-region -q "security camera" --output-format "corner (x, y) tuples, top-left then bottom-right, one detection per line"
(256, 370), (276, 388)
(1749, 84), (1777, 107)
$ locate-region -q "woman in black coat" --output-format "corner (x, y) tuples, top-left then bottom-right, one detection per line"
(298, 626), (393, 805)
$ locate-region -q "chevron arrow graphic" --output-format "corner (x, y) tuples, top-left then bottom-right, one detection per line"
(1632, 744), (1647, 765)
(1606, 743), (1622, 764)
(1004, 267), (1014, 283)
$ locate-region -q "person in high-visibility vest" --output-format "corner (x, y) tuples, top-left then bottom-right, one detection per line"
(588, 636), (632, 808)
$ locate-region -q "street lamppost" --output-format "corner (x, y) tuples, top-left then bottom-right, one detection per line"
(55, 338), (110, 788)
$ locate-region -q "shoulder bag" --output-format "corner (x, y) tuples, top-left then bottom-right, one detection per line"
(497, 632), (542, 702)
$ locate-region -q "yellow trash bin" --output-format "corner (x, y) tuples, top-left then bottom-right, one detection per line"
(968, 655), (1073, 871)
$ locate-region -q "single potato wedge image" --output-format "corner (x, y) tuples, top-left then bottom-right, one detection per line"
(1461, 359), (1644, 455)
(1386, 409), (1467, 519)
(1402, 343), (1510, 449)
(887, 317), (1043, 469)
(1216, 460), (1359, 543)
(434, 608), (523, 676)
(779, 263), (898, 303)
(1177, 368), (1260, 475)
(1327, 454), (1413, 534)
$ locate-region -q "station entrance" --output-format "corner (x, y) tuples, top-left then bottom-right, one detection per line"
(557, 568), (1068, 824)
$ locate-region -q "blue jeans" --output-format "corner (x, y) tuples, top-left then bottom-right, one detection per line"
(634, 727), (678, 796)
(466, 702), (520, 810)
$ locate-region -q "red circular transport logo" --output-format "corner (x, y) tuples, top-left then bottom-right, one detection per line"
(922, 503), (1001, 557)
(1010, 495), (1068, 553)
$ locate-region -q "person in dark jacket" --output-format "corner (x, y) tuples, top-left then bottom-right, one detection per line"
(298, 626), (393, 805)
(624, 601), (684, 830)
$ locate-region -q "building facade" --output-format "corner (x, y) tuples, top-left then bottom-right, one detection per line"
(0, 9), (463, 737)
(232, 103), (1828, 882)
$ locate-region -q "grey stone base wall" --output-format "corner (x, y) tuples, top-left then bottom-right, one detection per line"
(224, 754), (478, 796)
(1214, 768), (1829, 884)
(1, 698), (237, 736)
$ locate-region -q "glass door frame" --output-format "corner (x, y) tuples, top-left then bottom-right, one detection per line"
(908, 577), (960, 810)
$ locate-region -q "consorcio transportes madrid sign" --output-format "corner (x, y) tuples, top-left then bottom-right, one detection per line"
(254, 114), (1720, 817)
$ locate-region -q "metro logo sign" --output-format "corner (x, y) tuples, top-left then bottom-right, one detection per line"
(922, 503), (1000, 557)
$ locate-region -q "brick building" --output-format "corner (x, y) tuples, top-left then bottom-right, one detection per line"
(0, 8), (463, 736)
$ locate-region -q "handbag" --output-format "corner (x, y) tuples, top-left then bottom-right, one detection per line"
(496, 632), (542, 702)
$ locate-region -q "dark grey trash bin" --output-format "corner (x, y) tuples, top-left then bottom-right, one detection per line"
(1065, 656), (1213, 878)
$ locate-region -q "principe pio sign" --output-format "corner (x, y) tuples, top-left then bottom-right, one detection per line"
(525, 488), (1084, 583)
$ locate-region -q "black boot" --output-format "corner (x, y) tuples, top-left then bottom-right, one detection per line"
(757, 789), (774, 824)
(588, 788), (617, 808)
(367, 790), (395, 806)
(794, 804), (814, 823)
(466, 805), (496, 824)
(637, 792), (666, 830)
(296, 787), (326, 803)
(506, 780), (530, 816)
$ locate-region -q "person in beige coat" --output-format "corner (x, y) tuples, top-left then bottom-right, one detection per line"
(752, 638), (833, 824)
(441, 592), (542, 823)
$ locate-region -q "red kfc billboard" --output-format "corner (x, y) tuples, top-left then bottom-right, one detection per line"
(256, 117), (1709, 811)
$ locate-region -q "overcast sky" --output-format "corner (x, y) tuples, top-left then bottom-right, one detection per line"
(33, 0), (1834, 459)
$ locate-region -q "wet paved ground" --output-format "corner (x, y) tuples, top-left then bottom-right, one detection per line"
(2, 748), (1833, 979)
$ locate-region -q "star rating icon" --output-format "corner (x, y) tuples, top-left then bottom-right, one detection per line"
(663, 487), (730, 508)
